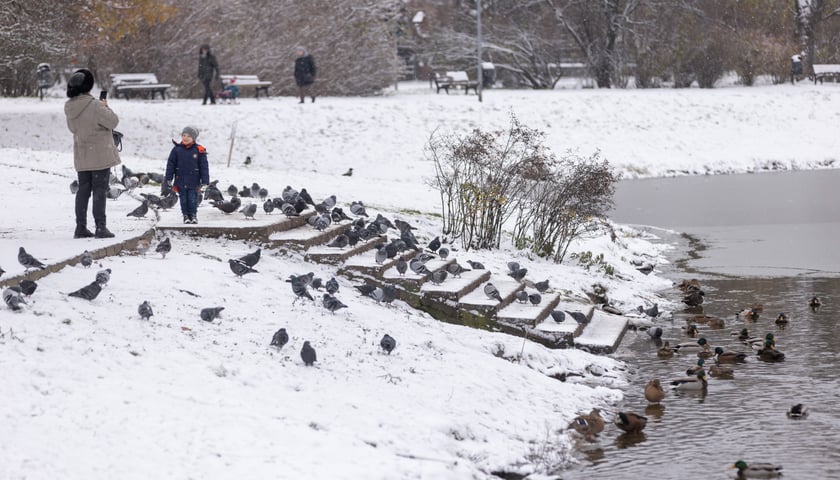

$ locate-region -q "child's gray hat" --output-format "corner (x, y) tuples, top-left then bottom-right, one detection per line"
(182, 126), (199, 141)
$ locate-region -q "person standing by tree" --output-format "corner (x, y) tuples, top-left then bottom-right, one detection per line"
(294, 46), (317, 103)
(64, 68), (120, 239)
(791, 52), (804, 84)
(198, 44), (220, 105)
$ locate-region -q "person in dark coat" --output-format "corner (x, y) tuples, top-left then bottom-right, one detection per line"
(198, 44), (220, 105)
(294, 46), (317, 103)
(791, 52), (804, 84)
(64, 68), (121, 239)
(165, 126), (209, 224)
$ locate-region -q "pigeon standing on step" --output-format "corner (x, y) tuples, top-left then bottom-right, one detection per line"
(534, 280), (549, 293)
(515, 290), (529, 303)
(349, 201), (367, 217)
(301, 341), (317, 366)
(437, 247), (449, 260)
(258, 187), (269, 201)
(240, 203), (257, 219)
(212, 196), (242, 214)
(271, 328), (289, 349)
(445, 262), (468, 278)
(18, 247), (47, 271)
(126, 200), (149, 218)
(205, 183), (224, 203)
(200, 306), (225, 322)
(156, 237), (171, 259)
(299, 188), (315, 206)
(374, 248), (387, 265)
(138, 301), (154, 320)
(3, 288), (27, 311)
(68, 281), (102, 301)
(327, 234), (349, 249)
(409, 258), (431, 276)
(395, 257), (408, 276)
(508, 263), (528, 281)
(380, 334), (396, 354)
(229, 259), (258, 277)
(325, 277), (340, 295)
(430, 269), (448, 285)
(528, 292), (542, 306)
(322, 293), (348, 313)
(484, 283), (503, 302)
(263, 199), (275, 215)
(95, 268), (111, 286)
(550, 311), (566, 322)
(80, 250), (93, 268)
(427, 236), (441, 253)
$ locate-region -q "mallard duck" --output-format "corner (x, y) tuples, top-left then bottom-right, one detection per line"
(732, 327), (751, 340)
(714, 346), (748, 363)
(736, 307), (760, 321)
(615, 411), (647, 433)
(683, 323), (699, 337)
(757, 341), (785, 362)
(672, 337), (709, 354)
(686, 358), (705, 375)
(683, 290), (705, 307)
(569, 408), (605, 439)
(707, 316), (725, 329)
(676, 278), (701, 292)
(775, 312), (789, 326)
(670, 369), (708, 390)
(644, 379), (666, 403)
(708, 363), (734, 379)
(809, 296), (822, 309)
(697, 346), (714, 359)
(749, 332), (776, 351)
(730, 460), (782, 478)
(787, 403), (808, 418)
(657, 341), (674, 359)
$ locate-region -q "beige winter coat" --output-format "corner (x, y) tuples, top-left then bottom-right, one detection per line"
(64, 93), (121, 172)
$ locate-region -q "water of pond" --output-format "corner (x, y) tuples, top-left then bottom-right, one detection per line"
(561, 170), (840, 479)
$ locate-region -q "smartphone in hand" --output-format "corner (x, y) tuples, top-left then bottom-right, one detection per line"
(99, 90), (107, 100)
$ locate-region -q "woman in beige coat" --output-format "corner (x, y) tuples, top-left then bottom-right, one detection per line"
(64, 69), (121, 238)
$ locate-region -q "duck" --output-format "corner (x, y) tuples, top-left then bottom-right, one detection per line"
(569, 408), (605, 439)
(736, 307), (760, 321)
(683, 323), (699, 337)
(787, 403), (808, 419)
(657, 341), (674, 359)
(672, 337), (709, 354)
(670, 369), (708, 391)
(707, 315), (725, 329)
(731, 327), (752, 341)
(676, 278), (701, 292)
(644, 379), (666, 403)
(809, 296), (822, 309)
(697, 345), (715, 360)
(730, 460), (783, 478)
(708, 363), (734, 379)
(775, 312), (789, 326)
(686, 358), (705, 375)
(614, 411), (647, 433)
(748, 332), (776, 351)
(756, 341), (785, 362)
(682, 290), (705, 307)
(714, 346), (748, 364)
(687, 314), (725, 328)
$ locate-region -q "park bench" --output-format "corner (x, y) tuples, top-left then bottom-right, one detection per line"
(433, 71), (479, 95)
(812, 64), (840, 84)
(110, 73), (171, 100)
(221, 75), (272, 98)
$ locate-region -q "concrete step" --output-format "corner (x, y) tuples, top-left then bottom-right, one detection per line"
(381, 257), (455, 293)
(339, 248), (418, 280)
(532, 301), (594, 348)
(495, 289), (561, 328)
(267, 220), (352, 251)
(419, 268), (491, 302)
(158, 205), (315, 242)
(574, 307), (629, 354)
(305, 235), (385, 265)
(458, 276), (524, 316)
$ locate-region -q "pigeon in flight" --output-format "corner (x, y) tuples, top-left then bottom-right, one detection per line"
(325, 277), (340, 295)
(239, 248), (261, 267)
(138, 301), (154, 320)
(80, 250), (93, 268)
(240, 203), (257, 219)
(68, 281), (102, 301)
(126, 200), (149, 218)
(322, 293), (348, 313)
(484, 283), (503, 302)
(271, 328), (289, 349)
(229, 259), (258, 277)
(95, 268), (111, 286)
(18, 247), (47, 271)
(156, 237), (171, 259)
(380, 334), (396, 354)
(200, 306), (225, 322)
(3, 288), (26, 311)
(301, 341), (317, 366)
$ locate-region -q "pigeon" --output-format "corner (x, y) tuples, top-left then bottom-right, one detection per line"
(301, 341), (317, 366)
(342, 168), (353, 177)
(534, 280), (550, 293)
(229, 259), (258, 277)
(507, 261), (520, 273)
(430, 269), (448, 285)
(299, 188), (316, 206)
(427, 236), (441, 252)
(205, 184), (224, 202)
(200, 306), (224, 322)
(484, 283), (503, 302)
(155, 237), (171, 259)
(354, 284), (377, 297)
(314, 214), (331, 231)
(18, 247), (47, 270)
(138, 301), (154, 320)
(415, 252), (435, 263)
(325, 277), (340, 295)
(70, 179), (79, 194)
(227, 184), (238, 197)
(445, 262), (468, 277)
(95, 268), (111, 286)
(159, 194), (179, 210)
(148, 172), (166, 184)
(263, 200), (275, 214)
(638, 303), (660, 318)
(509, 266), (528, 282)
(239, 248), (261, 267)
(107, 186), (124, 200)
(310, 277), (323, 290)
(322, 293), (348, 313)
(282, 185), (299, 202)
(211, 196), (242, 214)
(290, 277), (314, 303)
(646, 326), (663, 339)
(327, 234), (349, 248)
(380, 334), (396, 354)
(380, 284), (397, 305)
(395, 258), (408, 275)
(258, 187), (269, 201)
(515, 290), (528, 303)
(368, 287), (387, 303)
(3, 288), (26, 311)
(140, 193), (162, 208)
(528, 292), (542, 306)
(0, 266), (4, 278)
(331, 207), (351, 223)
(281, 203), (298, 217)
(271, 328), (289, 349)
(18, 280), (37, 296)
(550, 311), (566, 322)
(374, 248), (387, 265)
(240, 203), (257, 219)
(126, 200), (149, 218)
(466, 260), (485, 270)
(80, 250), (93, 268)
(349, 201), (367, 217)
(394, 219), (415, 232)
(238, 186), (252, 197)
(409, 258), (430, 275)
(68, 281), (102, 301)
(437, 247), (449, 260)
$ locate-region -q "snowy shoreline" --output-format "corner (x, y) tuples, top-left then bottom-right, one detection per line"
(1, 84), (837, 478)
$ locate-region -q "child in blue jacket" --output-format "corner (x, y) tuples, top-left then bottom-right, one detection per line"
(165, 126), (209, 224)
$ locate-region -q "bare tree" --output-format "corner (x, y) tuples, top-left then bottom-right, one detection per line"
(795, 0), (840, 70)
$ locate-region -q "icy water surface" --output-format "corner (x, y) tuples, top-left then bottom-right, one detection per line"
(562, 170), (840, 479)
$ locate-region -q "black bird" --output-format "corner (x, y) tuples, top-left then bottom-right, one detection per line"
(534, 280), (549, 293)
(159, 193), (179, 210)
(95, 268), (111, 286)
(263, 199), (275, 214)
(258, 187), (269, 201)
(18, 279), (37, 296)
(211, 196), (242, 214)
(342, 168), (353, 177)
(325, 277), (340, 295)
(240, 203), (257, 219)
(80, 250), (93, 268)
(126, 200), (149, 218)
(528, 292), (542, 306)
(327, 234), (349, 248)
(638, 303), (660, 318)
(271, 328), (289, 349)
(70, 179), (79, 194)
(331, 207), (351, 223)
(138, 301), (154, 320)
(301, 341), (317, 366)
(68, 281), (102, 301)
(466, 260), (485, 270)
(205, 184), (224, 203)
(238, 186), (252, 197)
(299, 188), (316, 206)
(427, 236), (441, 252)
(227, 184), (239, 197)
(18, 247), (47, 270)
(156, 237), (171, 259)
(3, 287), (26, 311)
(290, 277), (313, 303)
(394, 219), (415, 232)
(239, 248), (261, 267)
(229, 259), (258, 277)
(200, 306), (225, 322)
(354, 284), (377, 297)
(550, 311), (566, 322)
(395, 258), (408, 276)
(484, 283), (503, 302)
(322, 293), (348, 313)
(380, 334), (396, 354)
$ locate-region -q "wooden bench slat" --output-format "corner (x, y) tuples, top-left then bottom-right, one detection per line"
(110, 73), (170, 100)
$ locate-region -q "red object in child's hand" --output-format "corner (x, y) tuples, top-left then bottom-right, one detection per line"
(172, 185), (179, 193)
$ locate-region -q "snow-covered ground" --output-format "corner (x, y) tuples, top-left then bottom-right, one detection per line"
(1, 80), (838, 479)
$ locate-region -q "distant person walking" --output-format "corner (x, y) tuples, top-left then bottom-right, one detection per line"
(64, 68), (120, 239)
(294, 46), (317, 103)
(198, 44), (220, 105)
(791, 52), (804, 84)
